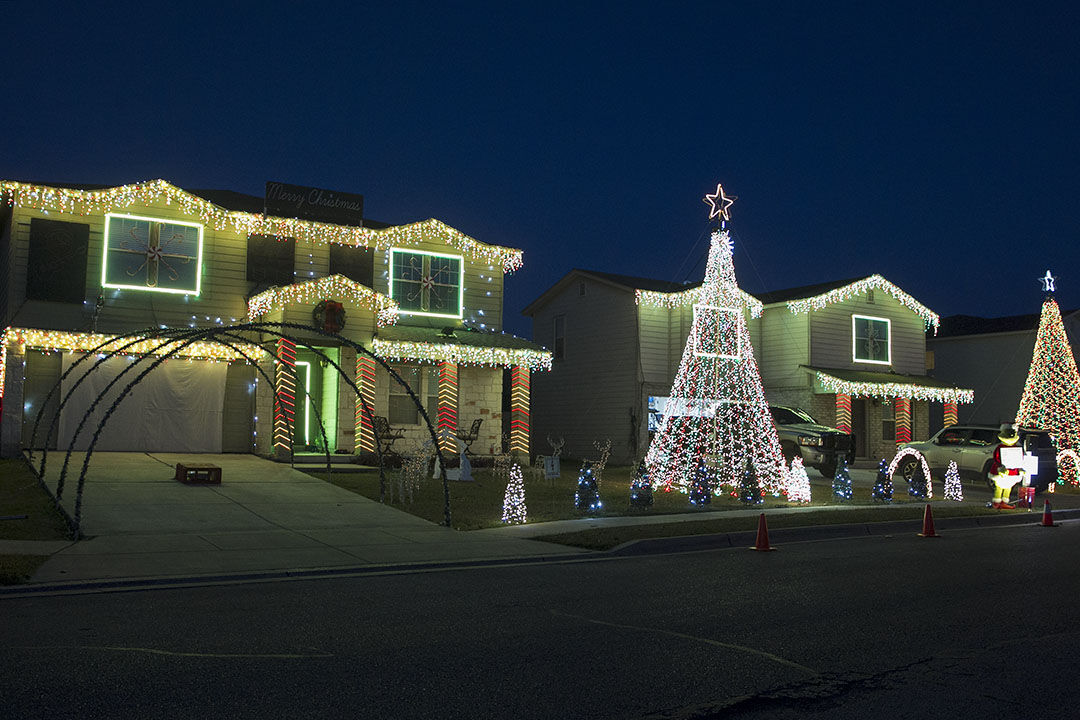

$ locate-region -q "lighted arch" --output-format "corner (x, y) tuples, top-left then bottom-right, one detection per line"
(888, 447), (934, 499)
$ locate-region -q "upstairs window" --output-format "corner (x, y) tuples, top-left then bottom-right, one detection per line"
(553, 314), (566, 361)
(103, 214), (203, 295)
(27, 218), (89, 303)
(329, 243), (374, 287)
(390, 248), (463, 318)
(852, 314), (891, 365)
(247, 234), (296, 287)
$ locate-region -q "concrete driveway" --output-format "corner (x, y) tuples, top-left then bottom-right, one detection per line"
(23, 451), (584, 584)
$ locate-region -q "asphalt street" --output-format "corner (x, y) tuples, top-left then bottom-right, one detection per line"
(3, 519), (1079, 719)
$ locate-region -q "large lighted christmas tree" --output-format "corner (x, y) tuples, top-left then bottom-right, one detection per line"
(1015, 271), (1080, 453)
(645, 184), (787, 495)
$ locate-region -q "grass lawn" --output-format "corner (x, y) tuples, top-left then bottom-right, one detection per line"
(0, 458), (71, 584)
(311, 463), (988, 531)
(0, 459), (71, 541)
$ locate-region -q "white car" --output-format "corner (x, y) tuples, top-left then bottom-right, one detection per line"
(899, 425), (1057, 491)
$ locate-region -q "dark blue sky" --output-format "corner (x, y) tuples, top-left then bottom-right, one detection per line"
(4, 2), (1078, 338)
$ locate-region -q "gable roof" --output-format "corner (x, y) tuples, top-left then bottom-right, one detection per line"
(753, 277), (865, 305)
(1, 179), (514, 269)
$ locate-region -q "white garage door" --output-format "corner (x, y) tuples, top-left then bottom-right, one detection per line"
(57, 353), (227, 452)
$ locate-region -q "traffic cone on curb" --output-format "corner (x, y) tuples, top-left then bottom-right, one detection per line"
(750, 512), (777, 551)
(1041, 500), (1058, 527)
(917, 503), (940, 538)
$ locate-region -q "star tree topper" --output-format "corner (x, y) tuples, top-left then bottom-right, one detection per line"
(704, 183), (736, 222)
(1039, 270), (1057, 293)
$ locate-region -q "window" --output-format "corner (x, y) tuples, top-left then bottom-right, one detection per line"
(247, 234), (296, 286)
(852, 314), (891, 364)
(329, 243), (374, 286)
(579, 281), (587, 297)
(389, 248), (463, 318)
(553, 315), (565, 361)
(967, 429), (998, 447)
(881, 400), (895, 442)
(388, 365), (439, 425)
(103, 214), (203, 295)
(27, 218), (89, 303)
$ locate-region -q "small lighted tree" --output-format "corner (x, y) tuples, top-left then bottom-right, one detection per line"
(501, 464), (527, 524)
(943, 460), (963, 502)
(832, 459), (853, 501)
(787, 457), (812, 504)
(871, 459), (893, 502)
(628, 459), (654, 508)
(575, 463), (601, 513)
(738, 458), (763, 505)
(689, 459), (712, 506)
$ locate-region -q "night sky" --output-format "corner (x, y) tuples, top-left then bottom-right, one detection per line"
(4, 2), (1079, 338)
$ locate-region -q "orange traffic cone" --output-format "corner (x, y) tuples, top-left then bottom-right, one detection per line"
(1041, 500), (1057, 527)
(750, 512), (777, 551)
(917, 503), (940, 537)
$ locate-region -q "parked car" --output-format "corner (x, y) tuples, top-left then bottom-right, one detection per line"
(769, 405), (855, 478)
(898, 425), (1058, 492)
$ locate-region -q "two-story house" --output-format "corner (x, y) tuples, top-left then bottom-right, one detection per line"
(523, 271), (972, 465)
(0, 179), (550, 460)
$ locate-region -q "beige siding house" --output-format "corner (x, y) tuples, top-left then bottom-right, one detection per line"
(524, 271), (972, 464)
(0, 179), (550, 460)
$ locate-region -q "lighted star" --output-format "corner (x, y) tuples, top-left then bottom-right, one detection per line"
(1039, 270), (1057, 293)
(703, 183), (736, 221)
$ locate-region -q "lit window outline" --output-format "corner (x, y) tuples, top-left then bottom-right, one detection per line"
(388, 247), (464, 319)
(692, 304), (741, 359)
(102, 213), (204, 296)
(852, 314), (891, 365)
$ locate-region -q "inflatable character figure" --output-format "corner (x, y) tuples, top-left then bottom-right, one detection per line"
(989, 423), (1024, 510)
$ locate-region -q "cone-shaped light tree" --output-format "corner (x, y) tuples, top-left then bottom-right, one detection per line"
(1015, 271), (1080, 453)
(645, 184), (787, 495)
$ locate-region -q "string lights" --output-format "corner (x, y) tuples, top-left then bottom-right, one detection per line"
(815, 370), (974, 404)
(0, 327), (264, 399)
(437, 362), (459, 453)
(786, 457), (812, 503)
(888, 447), (934, 499)
(635, 287), (764, 318)
(645, 226), (787, 496)
(1, 179), (524, 273)
(247, 274), (399, 327)
(786, 274), (941, 332)
(1015, 295), (1080, 452)
(371, 338), (552, 371)
(943, 460), (963, 501)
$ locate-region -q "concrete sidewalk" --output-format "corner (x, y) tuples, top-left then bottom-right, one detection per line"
(4, 452), (586, 586)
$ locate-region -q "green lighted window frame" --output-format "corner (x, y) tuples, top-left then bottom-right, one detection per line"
(102, 213), (204, 295)
(294, 361), (312, 445)
(388, 247), (464, 319)
(852, 314), (891, 365)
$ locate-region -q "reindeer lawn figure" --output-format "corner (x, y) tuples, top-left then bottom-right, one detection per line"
(395, 441), (435, 505)
(583, 438), (612, 488)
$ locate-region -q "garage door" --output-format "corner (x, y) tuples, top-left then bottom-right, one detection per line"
(56, 353), (227, 452)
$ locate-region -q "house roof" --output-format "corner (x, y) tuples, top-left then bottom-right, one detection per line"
(576, 269), (701, 294)
(803, 365), (975, 404)
(1, 179), (512, 268)
(372, 324), (551, 370)
(753, 277), (866, 305)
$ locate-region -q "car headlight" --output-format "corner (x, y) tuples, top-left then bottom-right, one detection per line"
(798, 436), (823, 447)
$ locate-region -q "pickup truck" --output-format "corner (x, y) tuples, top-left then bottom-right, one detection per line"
(769, 405), (855, 478)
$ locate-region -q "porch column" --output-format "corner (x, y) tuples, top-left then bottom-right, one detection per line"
(834, 393), (851, 433)
(437, 362), (459, 453)
(274, 338), (297, 455)
(0, 335), (25, 458)
(509, 365), (530, 456)
(354, 355), (377, 453)
(943, 401), (958, 427)
(894, 397), (912, 445)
